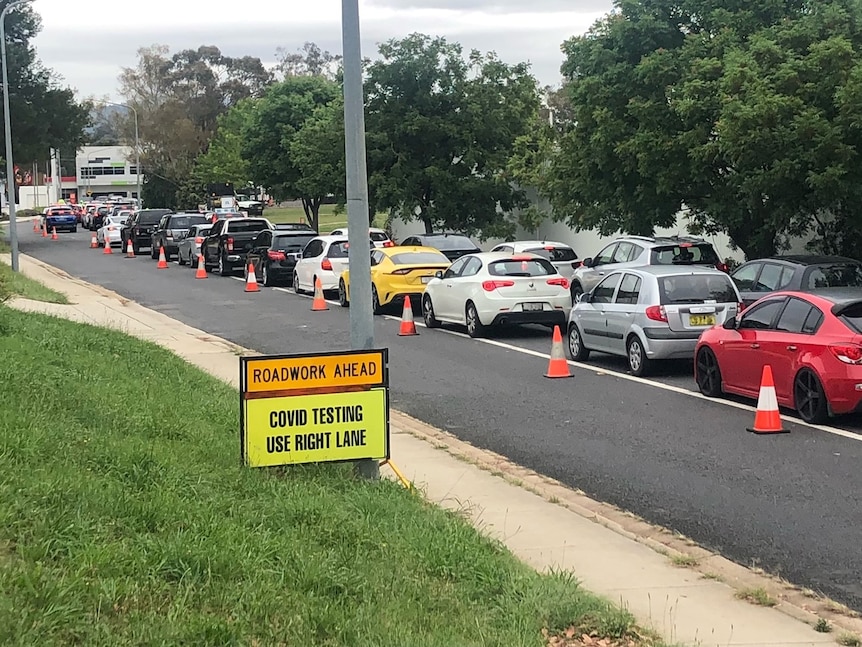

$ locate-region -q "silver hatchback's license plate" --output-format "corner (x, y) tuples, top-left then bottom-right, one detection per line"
(523, 303), (543, 312)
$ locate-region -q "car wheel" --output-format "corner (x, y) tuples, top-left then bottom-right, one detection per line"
(423, 294), (440, 328)
(218, 254), (231, 276)
(260, 264), (271, 286)
(626, 335), (650, 377)
(566, 323), (590, 361)
(133, 242), (140, 256)
(178, 249), (187, 265)
(570, 281), (584, 302)
(293, 272), (302, 294)
(695, 347), (723, 397)
(465, 301), (486, 338)
(71, 227), (77, 233)
(371, 285), (383, 315)
(151, 244), (158, 260)
(338, 279), (349, 307)
(794, 369), (828, 424)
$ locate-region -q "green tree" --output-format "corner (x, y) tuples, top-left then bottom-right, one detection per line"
(241, 75), (339, 231)
(549, 0), (862, 260)
(193, 98), (255, 188)
(364, 33), (540, 237)
(0, 1), (91, 172)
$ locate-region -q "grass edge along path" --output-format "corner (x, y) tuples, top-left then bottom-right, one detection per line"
(0, 307), (666, 647)
(0, 238), (68, 304)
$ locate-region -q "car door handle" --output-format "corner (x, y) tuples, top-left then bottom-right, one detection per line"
(750, 343), (760, 349)
(786, 345), (797, 351)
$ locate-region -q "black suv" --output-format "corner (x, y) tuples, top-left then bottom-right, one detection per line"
(731, 255), (862, 307)
(121, 209), (173, 255)
(399, 232), (481, 261)
(150, 213), (210, 261)
(246, 229), (318, 286)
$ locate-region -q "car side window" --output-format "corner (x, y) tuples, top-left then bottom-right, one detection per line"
(460, 257), (483, 277)
(756, 263), (790, 292)
(443, 256), (469, 279)
(593, 244), (617, 266)
(257, 231), (272, 247)
(614, 273), (642, 305)
(592, 273), (622, 304)
(492, 245), (513, 253)
(158, 215), (169, 230)
(402, 237), (416, 246)
(731, 263), (762, 291)
(612, 242), (636, 264)
(739, 299), (785, 330)
(776, 297), (819, 334)
(303, 240), (323, 258)
(370, 251), (384, 266)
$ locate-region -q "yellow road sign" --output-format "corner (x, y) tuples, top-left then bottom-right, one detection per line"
(243, 350), (385, 394)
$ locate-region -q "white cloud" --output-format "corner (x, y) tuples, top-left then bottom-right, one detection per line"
(30, 0), (611, 100)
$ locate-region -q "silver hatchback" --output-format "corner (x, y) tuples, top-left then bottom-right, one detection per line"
(565, 266), (742, 376)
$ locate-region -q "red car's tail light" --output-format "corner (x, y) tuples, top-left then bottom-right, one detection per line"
(268, 250), (286, 261)
(829, 344), (862, 365)
(383, 240), (395, 247)
(482, 280), (515, 291)
(321, 258), (333, 271)
(645, 305), (668, 322)
(227, 236), (234, 251)
(547, 277), (569, 289)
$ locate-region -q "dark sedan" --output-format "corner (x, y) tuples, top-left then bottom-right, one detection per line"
(246, 230), (318, 286)
(399, 232), (481, 261)
(731, 255), (862, 307)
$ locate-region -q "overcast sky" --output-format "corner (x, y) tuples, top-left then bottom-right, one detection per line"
(31, 0), (613, 101)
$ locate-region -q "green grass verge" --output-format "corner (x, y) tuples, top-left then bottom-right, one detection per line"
(0, 307), (661, 647)
(0, 257), (68, 304)
(266, 205), (386, 230)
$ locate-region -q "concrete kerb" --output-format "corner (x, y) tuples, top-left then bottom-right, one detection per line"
(6, 251), (862, 643)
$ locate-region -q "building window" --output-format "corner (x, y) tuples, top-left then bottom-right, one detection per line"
(80, 166), (128, 177)
(129, 166), (138, 175)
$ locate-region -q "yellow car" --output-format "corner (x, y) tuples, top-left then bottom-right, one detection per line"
(338, 245), (452, 314)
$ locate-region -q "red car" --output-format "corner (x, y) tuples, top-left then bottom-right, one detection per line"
(695, 290), (862, 423)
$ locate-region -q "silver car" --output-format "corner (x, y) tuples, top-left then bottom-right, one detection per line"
(177, 223), (213, 266)
(565, 266), (742, 376)
(489, 240), (579, 280)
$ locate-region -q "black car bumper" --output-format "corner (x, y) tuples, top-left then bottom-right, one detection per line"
(490, 311), (567, 327)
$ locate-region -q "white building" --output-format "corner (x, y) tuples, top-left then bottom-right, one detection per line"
(76, 145), (140, 201)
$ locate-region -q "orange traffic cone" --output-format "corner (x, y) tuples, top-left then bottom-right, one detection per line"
(156, 245), (168, 269)
(125, 238), (135, 258)
(397, 295), (418, 336)
(103, 235), (113, 254)
(311, 277), (329, 311)
(747, 365), (789, 434)
(32, 217), (38, 232)
(244, 262), (260, 293)
(51, 227), (58, 240)
(195, 254), (207, 279)
(544, 325), (573, 378)
(90, 232), (98, 248)
(41, 222), (48, 238)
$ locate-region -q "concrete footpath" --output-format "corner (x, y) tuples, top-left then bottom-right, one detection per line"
(5, 251), (860, 647)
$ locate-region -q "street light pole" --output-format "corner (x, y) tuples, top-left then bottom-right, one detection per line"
(97, 100), (140, 206)
(342, 0), (379, 480)
(1, 0), (31, 272)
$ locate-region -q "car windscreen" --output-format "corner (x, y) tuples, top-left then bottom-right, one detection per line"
(805, 263), (862, 289)
(389, 251), (449, 265)
(488, 258), (557, 277)
(524, 246), (577, 262)
(424, 235), (476, 250)
(658, 274), (737, 304)
(274, 234), (316, 251)
(169, 216), (207, 229)
(107, 216), (128, 225)
(138, 211), (171, 225)
(97, 207), (109, 215)
(227, 220), (270, 233)
(192, 227), (212, 237)
(370, 231), (390, 242)
(651, 244), (719, 265)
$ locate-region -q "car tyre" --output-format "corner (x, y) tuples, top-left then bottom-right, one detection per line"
(695, 347), (723, 397)
(423, 294), (440, 328)
(794, 369), (829, 424)
(570, 281), (584, 302)
(151, 244), (158, 260)
(132, 242), (140, 256)
(262, 264), (272, 287)
(371, 285), (383, 315)
(338, 279), (349, 307)
(218, 254), (231, 277)
(178, 249), (187, 265)
(626, 335), (650, 377)
(465, 301), (486, 338)
(71, 227), (77, 233)
(293, 272), (302, 294)
(566, 323), (590, 361)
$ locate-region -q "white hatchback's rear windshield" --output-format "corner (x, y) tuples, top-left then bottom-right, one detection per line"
(370, 231), (390, 242)
(658, 275), (737, 304)
(525, 246), (577, 262)
(489, 259), (557, 277)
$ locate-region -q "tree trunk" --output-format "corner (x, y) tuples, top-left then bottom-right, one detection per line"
(728, 220), (778, 261)
(301, 197), (323, 233)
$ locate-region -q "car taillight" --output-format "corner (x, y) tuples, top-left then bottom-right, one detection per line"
(321, 258), (333, 271)
(645, 305), (668, 322)
(227, 237), (234, 251)
(482, 280), (515, 291)
(268, 250), (286, 261)
(830, 344), (862, 365)
(716, 262), (729, 273)
(547, 277), (569, 289)
(383, 240), (395, 247)
(390, 268), (412, 275)
(195, 236), (203, 244)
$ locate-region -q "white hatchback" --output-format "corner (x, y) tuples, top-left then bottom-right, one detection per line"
(329, 227), (393, 248)
(421, 252), (572, 337)
(97, 214), (129, 247)
(293, 235), (375, 295)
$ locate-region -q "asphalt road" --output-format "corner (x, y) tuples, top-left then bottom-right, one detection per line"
(20, 229), (862, 609)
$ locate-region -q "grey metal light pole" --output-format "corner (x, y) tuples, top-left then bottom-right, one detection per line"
(1, 0), (31, 272)
(342, 0), (379, 480)
(98, 100), (140, 205)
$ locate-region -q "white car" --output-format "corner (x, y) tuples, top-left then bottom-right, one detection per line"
(293, 235), (374, 295)
(97, 214), (129, 247)
(329, 227), (393, 248)
(421, 252), (572, 338)
(489, 240), (579, 280)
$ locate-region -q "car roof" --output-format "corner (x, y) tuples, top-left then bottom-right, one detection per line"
(410, 232), (472, 239)
(331, 227), (387, 233)
(750, 255), (861, 266)
(502, 240), (573, 249)
(463, 251), (545, 261)
(274, 230), (316, 237)
(311, 235), (349, 243)
(612, 265), (731, 278)
(381, 245), (447, 255)
(617, 234), (709, 246)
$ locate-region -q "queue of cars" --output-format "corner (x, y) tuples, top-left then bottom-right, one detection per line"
(76, 204), (862, 425)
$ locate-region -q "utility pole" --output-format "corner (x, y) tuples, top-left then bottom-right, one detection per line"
(342, 0), (379, 480)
